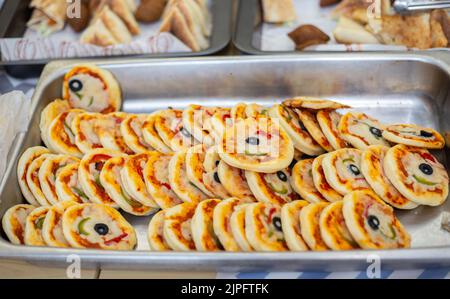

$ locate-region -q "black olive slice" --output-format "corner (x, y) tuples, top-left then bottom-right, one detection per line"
(245, 137), (260, 145)
(369, 127), (382, 138)
(367, 215), (380, 230)
(272, 216), (282, 231)
(419, 163), (433, 175)
(94, 223), (109, 235)
(419, 130), (433, 138)
(276, 171), (288, 182)
(213, 172), (220, 183)
(69, 79), (83, 93)
(180, 127), (191, 138)
(348, 164), (361, 176)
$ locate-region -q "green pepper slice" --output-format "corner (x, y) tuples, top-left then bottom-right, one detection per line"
(269, 183), (288, 195)
(413, 174), (437, 186)
(380, 224), (397, 240)
(121, 190), (142, 208)
(35, 217), (45, 230)
(244, 150), (268, 156)
(78, 217), (91, 235)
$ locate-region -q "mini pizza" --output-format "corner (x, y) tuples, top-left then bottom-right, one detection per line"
(383, 144), (449, 206)
(182, 105), (222, 146)
(143, 152), (183, 209)
(147, 210), (171, 251)
(26, 154), (56, 206)
(63, 64), (121, 113)
(41, 201), (77, 248)
(101, 156), (157, 216)
(213, 197), (252, 251)
(319, 201), (359, 250)
(382, 124), (445, 149)
(2, 204), (35, 245)
(280, 200), (309, 251)
(71, 112), (103, 153)
(163, 202), (197, 251)
(142, 111), (173, 154)
(316, 110), (349, 150)
(120, 153), (159, 208)
(219, 117), (294, 173)
(291, 159), (327, 203)
(62, 203), (137, 250)
(39, 99), (71, 150)
(24, 206), (51, 246)
(245, 103), (270, 118)
(96, 112), (134, 154)
(338, 112), (390, 150)
(229, 204), (253, 251)
(361, 145), (418, 209)
(296, 109), (334, 152)
(231, 102), (247, 120)
(39, 154), (80, 205)
(191, 199), (223, 251)
(185, 144), (216, 197)
(120, 114), (154, 153)
(17, 146), (51, 206)
(168, 150), (208, 204)
(217, 160), (256, 201)
(342, 190), (411, 249)
(78, 149), (122, 207)
(269, 104), (324, 156)
(202, 146), (231, 199)
(186, 145), (230, 199)
(245, 202), (288, 251)
(322, 148), (371, 195)
(282, 96), (350, 110)
(154, 109), (199, 151)
(245, 168), (299, 205)
(208, 108), (232, 143)
(299, 202), (329, 251)
(55, 162), (90, 203)
(311, 155), (343, 202)
(46, 109), (84, 157)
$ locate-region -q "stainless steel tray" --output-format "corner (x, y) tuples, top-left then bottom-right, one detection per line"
(233, 0), (450, 55)
(1, 53), (450, 272)
(0, 0), (232, 78)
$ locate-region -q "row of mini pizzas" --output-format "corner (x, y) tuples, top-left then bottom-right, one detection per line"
(2, 202), (136, 250)
(39, 97), (446, 175)
(290, 145), (449, 209)
(149, 191), (411, 252)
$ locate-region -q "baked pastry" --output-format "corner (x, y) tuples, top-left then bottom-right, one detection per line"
(217, 160), (256, 201)
(62, 203), (137, 250)
(382, 124), (445, 149)
(261, 0), (297, 23)
(342, 190), (411, 249)
(163, 202), (197, 251)
(120, 114), (154, 153)
(291, 159), (327, 203)
(360, 145), (419, 209)
(191, 199), (222, 251)
(245, 203), (288, 251)
(311, 155), (343, 202)
(147, 210), (171, 251)
(283, 97), (350, 110)
(2, 204), (36, 245)
(299, 202), (329, 251)
(96, 112), (134, 154)
(41, 201), (77, 248)
(316, 110), (349, 150)
(288, 25), (330, 50)
(24, 206), (51, 246)
(47, 109), (84, 157)
(55, 162), (90, 203)
(63, 64), (122, 113)
(280, 200), (309, 251)
(383, 144), (449, 206)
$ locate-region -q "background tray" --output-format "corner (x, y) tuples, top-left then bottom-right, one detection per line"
(233, 0), (450, 55)
(0, 0), (232, 78)
(1, 54), (450, 271)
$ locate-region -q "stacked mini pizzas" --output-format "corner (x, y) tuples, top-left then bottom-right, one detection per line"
(4, 63), (449, 252)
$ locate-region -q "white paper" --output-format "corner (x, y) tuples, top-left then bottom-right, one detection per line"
(0, 91), (29, 181)
(260, 0), (411, 51)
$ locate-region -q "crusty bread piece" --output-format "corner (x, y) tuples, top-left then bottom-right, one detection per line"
(376, 13), (432, 49)
(100, 0), (140, 35)
(333, 16), (380, 44)
(177, 0), (209, 49)
(95, 5), (132, 44)
(159, 6), (201, 51)
(80, 17), (119, 47)
(262, 0), (296, 23)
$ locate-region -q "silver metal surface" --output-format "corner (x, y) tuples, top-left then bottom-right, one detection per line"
(394, 0), (450, 12)
(1, 53), (450, 271)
